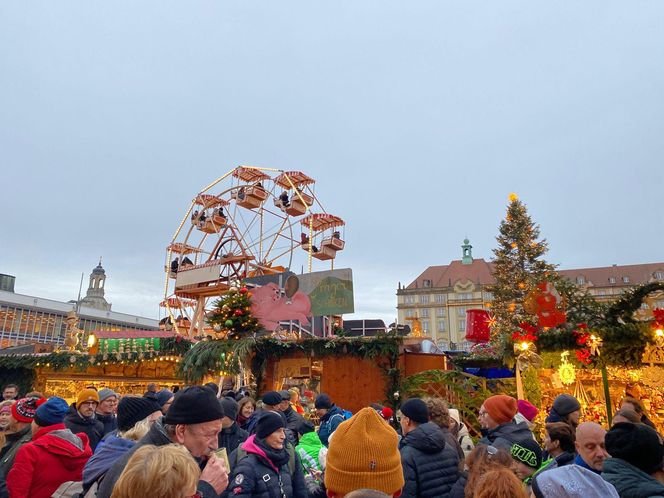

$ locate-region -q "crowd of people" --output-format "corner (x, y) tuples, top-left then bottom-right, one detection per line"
(1, 381), (663, 498)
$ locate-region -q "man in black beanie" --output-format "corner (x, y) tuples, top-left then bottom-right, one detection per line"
(279, 390), (306, 445)
(602, 422), (664, 497)
(219, 396), (248, 453)
(97, 386), (228, 498)
(545, 394), (582, 428)
(398, 398), (459, 498)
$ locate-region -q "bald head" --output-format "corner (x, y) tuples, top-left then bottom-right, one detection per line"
(576, 422), (609, 471)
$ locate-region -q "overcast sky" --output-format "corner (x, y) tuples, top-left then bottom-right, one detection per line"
(2, 2), (663, 323)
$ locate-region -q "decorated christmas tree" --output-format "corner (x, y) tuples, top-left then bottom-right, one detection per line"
(207, 287), (261, 339)
(487, 194), (558, 357)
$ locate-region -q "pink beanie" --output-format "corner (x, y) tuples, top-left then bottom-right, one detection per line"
(517, 399), (538, 422)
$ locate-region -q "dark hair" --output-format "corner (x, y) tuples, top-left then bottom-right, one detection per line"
(3, 384), (18, 391)
(613, 407), (641, 424)
(545, 422), (576, 453)
(622, 397), (644, 415)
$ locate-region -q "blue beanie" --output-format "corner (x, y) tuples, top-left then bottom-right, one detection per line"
(34, 397), (69, 427)
(156, 389), (174, 408)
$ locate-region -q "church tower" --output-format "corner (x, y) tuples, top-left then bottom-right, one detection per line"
(79, 259), (112, 311)
(461, 238), (473, 265)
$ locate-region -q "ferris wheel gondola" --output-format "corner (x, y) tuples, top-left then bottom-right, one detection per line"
(163, 165), (346, 337)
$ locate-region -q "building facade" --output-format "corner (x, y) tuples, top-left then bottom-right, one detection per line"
(396, 240), (664, 351)
(0, 263), (158, 348)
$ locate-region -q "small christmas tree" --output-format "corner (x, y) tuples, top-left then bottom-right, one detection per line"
(487, 194), (557, 356)
(207, 287), (261, 339)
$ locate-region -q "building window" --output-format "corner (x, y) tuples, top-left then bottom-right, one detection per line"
(457, 306), (467, 317)
(436, 307), (445, 317)
(437, 320), (446, 332)
(609, 277), (616, 284)
(458, 319), (466, 332)
(434, 294), (446, 303)
(419, 295), (430, 304)
(405, 310), (414, 318)
(404, 295), (415, 304)
(422, 320), (430, 332)
(622, 276), (630, 284)
(483, 292), (493, 301)
(421, 308), (430, 318)
(655, 271), (664, 280)
(576, 276), (585, 285)
(423, 279), (432, 288)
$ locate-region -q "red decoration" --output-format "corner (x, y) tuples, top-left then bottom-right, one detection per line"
(653, 308), (664, 328)
(575, 349), (592, 365)
(465, 309), (491, 342)
(573, 324), (589, 346)
(535, 282), (566, 327)
(511, 322), (538, 344)
(240, 287), (249, 294)
(234, 309), (243, 316)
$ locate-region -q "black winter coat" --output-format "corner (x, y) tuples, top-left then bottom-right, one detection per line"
(64, 406), (105, 451)
(282, 406), (305, 446)
(219, 422), (249, 454)
(226, 435), (306, 498)
(449, 471), (467, 498)
(96, 412), (118, 436)
(477, 420), (533, 450)
(399, 422), (459, 498)
(96, 420), (218, 498)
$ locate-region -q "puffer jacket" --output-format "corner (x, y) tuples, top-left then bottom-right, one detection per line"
(477, 420), (533, 450)
(219, 422), (249, 454)
(7, 423), (92, 498)
(64, 405), (105, 451)
(602, 457), (664, 498)
(399, 422), (459, 498)
(226, 434), (307, 498)
(317, 406), (345, 447)
(82, 434), (135, 494)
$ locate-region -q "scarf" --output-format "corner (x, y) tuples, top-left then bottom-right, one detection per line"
(256, 437), (290, 469)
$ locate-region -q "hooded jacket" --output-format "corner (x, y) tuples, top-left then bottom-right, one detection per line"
(96, 420), (218, 498)
(317, 405), (345, 447)
(82, 434), (135, 493)
(64, 404), (105, 451)
(602, 457), (664, 498)
(226, 434), (307, 498)
(399, 422), (459, 498)
(296, 431), (324, 472)
(7, 423), (92, 498)
(477, 420), (534, 450)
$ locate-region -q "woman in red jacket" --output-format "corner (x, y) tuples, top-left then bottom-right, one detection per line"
(8, 396), (92, 498)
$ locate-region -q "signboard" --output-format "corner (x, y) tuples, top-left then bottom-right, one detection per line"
(245, 269), (354, 331)
(175, 264), (222, 288)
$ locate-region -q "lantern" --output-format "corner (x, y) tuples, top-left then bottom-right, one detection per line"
(465, 309), (491, 343)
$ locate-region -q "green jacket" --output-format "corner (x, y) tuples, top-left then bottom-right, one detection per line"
(296, 432), (323, 472)
(602, 458), (664, 498)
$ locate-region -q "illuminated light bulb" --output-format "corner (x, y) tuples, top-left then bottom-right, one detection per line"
(520, 342), (530, 351)
(656, 329), (664, 337)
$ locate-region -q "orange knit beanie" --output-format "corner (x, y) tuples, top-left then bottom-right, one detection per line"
(484, 394), (518, 425)
(77, 388), (99, 407)
(324, 407), (404, 496)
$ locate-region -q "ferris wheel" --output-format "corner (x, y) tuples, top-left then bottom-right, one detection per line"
(161, 166), (346, 337)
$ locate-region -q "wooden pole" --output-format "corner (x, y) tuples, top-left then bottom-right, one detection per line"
(601, 366), (612, 425)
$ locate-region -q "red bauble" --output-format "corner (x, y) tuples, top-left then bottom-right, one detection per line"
(234, 309), (243, 316)
(240, 287), (248, 294)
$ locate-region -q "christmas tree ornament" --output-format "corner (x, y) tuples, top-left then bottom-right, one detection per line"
(225, 319), (234, 327)
(558, 351), (576, 386)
